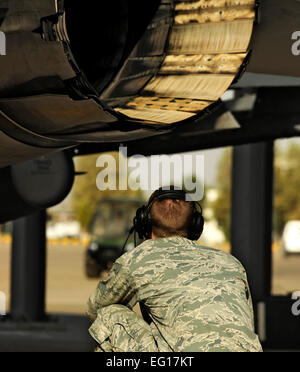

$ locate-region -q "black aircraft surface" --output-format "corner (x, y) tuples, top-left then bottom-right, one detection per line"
(0, 0), (300, 223)
(1, 0), (300, 223)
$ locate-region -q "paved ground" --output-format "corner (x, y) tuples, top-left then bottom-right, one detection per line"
(0, 242), (300, 315)
(0, 242), (99, 315)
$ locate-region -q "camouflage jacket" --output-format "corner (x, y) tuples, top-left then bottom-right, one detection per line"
(87, 237), (262, 352)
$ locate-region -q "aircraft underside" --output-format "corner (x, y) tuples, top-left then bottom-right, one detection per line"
(0, 0), (300, 222)
(0, 0), (299, 168)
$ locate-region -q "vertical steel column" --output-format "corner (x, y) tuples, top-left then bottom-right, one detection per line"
(231, 142), (274, 301)
(10, 211), (47, 322)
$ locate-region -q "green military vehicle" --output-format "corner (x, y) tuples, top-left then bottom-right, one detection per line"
(85, 198), (144, 278)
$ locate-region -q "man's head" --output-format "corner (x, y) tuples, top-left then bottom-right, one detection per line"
(150, 196), (194, 239)
(133, 187), (204, 242)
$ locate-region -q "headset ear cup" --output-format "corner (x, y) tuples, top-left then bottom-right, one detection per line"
(134, 206), (151, 240)
(134, 206), (144, 239)
(189, 211), (204, 241)
(145, 215), (152, 240)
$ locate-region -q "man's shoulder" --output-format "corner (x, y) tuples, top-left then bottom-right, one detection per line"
(199, 244), (246, 271)
(116, 238), (246, 285)
(122, 237), (240, 262)
(117, 238), (162, 265)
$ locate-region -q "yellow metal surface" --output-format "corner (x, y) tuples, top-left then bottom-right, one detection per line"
(115, 0), (256, 125)
(175, 7), (255, 24)
(175, 0), (255, 11)
(144, 74), (235, 101)
(161, 53), (247, 74)
(115, 107), (196, 124)
(126, 96), (212, 113)
(168, 20), (254, 54)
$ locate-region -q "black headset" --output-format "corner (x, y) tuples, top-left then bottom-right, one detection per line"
(133, 189), (204, 241)
(129, 189), (204, 245)
(122, 189), (204, 253)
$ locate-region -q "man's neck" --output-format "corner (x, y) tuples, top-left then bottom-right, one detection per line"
(151, 234), (187, 240)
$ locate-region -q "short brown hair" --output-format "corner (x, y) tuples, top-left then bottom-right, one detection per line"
(150, 198), (194, 238)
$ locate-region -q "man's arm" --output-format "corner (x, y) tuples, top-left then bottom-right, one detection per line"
(230, 254), (257, 330)
(244, 276), (256, 329)
(87, 261), (137, 321)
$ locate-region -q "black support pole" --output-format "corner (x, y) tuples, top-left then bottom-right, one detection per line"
(231, 142), (274, 301)
(10, 210), (47, 322)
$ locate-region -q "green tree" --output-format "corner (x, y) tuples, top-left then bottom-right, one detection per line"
(211, 148), (232, 241)
(273, 143), (300, 235)
(72, 152), (145, 230)
(211, 143), (300, 241)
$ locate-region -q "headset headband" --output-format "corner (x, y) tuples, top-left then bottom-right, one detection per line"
(147, 189), (202, 214)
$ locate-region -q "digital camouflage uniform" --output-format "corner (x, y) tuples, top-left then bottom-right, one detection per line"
(87, 237), (262, 352)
